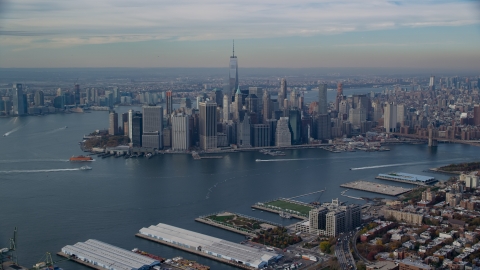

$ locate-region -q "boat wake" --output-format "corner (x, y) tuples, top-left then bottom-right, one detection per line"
(45, 126), (68, 135)
(0, 168), (82, 174)
(3, 126), (21, 137)
(350, 158), (464, 171)
(0, 159), (70, 164)
(256, 158), (321, 162)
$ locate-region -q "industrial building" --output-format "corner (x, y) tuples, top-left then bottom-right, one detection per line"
(376, 173), (436, 185)
(61, 239), (160, 270)
(139, 223), (279, 269)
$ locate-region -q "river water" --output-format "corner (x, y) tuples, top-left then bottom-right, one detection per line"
(0, 104), (477, 269)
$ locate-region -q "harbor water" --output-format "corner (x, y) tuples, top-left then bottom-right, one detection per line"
(0, 109), (478, 269)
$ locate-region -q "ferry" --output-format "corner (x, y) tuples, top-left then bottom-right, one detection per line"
(69, 155), (93, 162)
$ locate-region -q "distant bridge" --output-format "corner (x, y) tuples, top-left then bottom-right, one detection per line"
(392, 133), (480, 147)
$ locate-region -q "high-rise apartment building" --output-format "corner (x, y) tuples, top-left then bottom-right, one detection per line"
(199, 101), (217, 150)
(171, 113), (190, 151)
(289, 110), (301, 145)
(74, 84), (80, 105)
(237, 114), (251, 148)
(109, 111), (118, 135)
(142, 106), (163, 149)
(384, 102), (398, 133)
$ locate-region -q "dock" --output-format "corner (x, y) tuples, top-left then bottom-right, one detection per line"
(252, 198), (312, 220)
(195, 211), (281, 237)
(192, 151), (223, 160)
(375, 172), (437, 186)
(135, 234), (257, 270)
(57, 252), (104, 270)
(340, 181), (412, 196)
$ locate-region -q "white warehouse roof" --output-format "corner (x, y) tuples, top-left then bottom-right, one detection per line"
(61, 239), (159, 270)
(139, 223), (278, 269)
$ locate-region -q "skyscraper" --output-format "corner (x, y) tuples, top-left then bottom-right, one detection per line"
(289, 110), (301, 145)
(384, 102), (397, 133)
(109, 111), (118, 135)
(229, 41), (239, 97)
(199, 101), (217, 150)
(276, 117), (291, 147)
(131, 113), (143, 147)
(166, 91), (173, 117)
(13, 83), (25, 116)
(74, 84), (80, 105)
(142, 106), (163, 149)
(223, 94), (230, 122)
(318, 84), (328, 114)
(262, 90), (272, 123)
(279, 78), (287, 109)
(171, 113), (190, 151)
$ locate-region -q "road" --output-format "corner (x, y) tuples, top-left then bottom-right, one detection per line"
(334, 232), (356, 270)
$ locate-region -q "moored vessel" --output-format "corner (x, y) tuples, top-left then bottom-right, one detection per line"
(69, 155), (93, 162)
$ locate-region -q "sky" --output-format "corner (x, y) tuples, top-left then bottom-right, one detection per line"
(0, 0), (480, 70)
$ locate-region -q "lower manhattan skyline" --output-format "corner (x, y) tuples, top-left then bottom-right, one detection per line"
(1, 0), (480, 70)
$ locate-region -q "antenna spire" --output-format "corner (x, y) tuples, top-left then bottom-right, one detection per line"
(233, 39), (235, 57)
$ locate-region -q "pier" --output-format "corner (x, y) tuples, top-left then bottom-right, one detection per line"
(288, 189), (325, 200)
(192, 151), (223, 160)
(252, 198), (313, 219)
(135, 234), (257, 270)
(340, 181), (412, 196)
(340, 190), (364, 200)
(57, 252), (104, 270)
(195, 211), (281, 237)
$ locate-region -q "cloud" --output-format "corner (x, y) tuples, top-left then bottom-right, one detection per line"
(0, 0), (478, 49)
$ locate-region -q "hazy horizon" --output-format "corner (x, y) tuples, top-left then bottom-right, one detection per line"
(1, 1), (480, 69)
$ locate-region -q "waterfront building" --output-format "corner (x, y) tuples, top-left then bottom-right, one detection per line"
(307, 199), (361, 237)
(121, 112), (128, 136)
(61, 239), (160, 270)
(397, 104), (406, 126)
(372, 101), (383, 122)
(171, 113), (190, 151)
(12, 83), (25, 116)
(108, 111), (118, 135)
(131, 113), (143, 147)
(34, 90), (44, 106)
(229, 41), (239, 97)
(199, 101), (217, 150)
(237, 114), (251, 148)
(163, 127), (171, 148)
(279, 78), (287, 109)
(142, 106), (163, 149)
(288, 110), (301, 145)
(317, 114), (331, 141)
(266, 119), (277, 146)
(276, 117), (291, 147)
(139, 223), (278, 269)
(252, 124), (270, 147)
(384, 102), (397, 133)
(180, 97), (192, 109)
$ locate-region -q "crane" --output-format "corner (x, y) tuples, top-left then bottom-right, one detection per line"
(0, 227), (18, 270)
(31, 252), (70, 270)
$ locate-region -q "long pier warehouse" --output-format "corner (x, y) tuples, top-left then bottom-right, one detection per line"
(59, 239), (160, 270)
(138, 223), (281, 269)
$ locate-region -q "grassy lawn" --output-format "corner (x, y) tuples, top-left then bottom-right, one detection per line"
(265, 200), (313, 215)
(208, 215), (234, 223)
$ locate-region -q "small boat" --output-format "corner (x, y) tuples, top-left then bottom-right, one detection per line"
(80, 166), (92, 170)
(64, 126), (68, 128)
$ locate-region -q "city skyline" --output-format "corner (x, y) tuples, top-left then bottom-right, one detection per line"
(1, 1), (480, 70)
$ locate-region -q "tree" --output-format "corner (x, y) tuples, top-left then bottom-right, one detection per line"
(319, 241), (331, 253)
